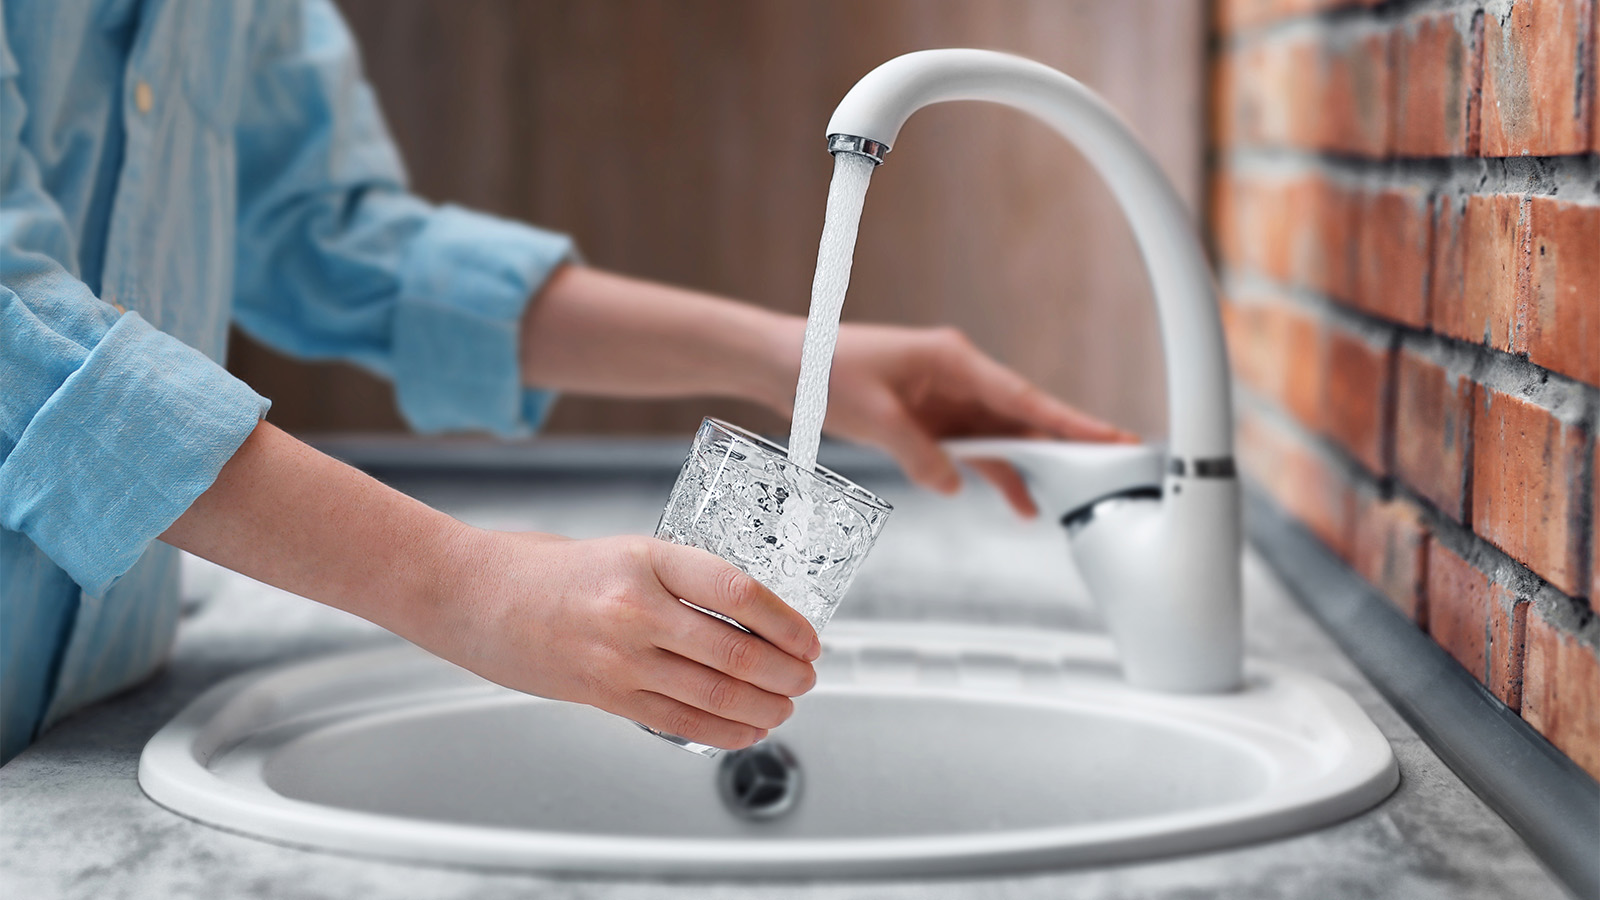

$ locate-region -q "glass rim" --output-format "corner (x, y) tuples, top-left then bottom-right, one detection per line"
(700, 417), (894, 514)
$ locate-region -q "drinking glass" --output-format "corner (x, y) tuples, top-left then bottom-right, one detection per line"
(640, 418), (893, 756)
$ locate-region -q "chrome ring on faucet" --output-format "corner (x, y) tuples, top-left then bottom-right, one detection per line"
(827, 133), (889, 165)
(1167, 456), (1237, 479)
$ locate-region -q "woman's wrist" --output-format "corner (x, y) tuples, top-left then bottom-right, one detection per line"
(388, 513), (485, 648)
(519, 264), (807, 411)
(397, 522), (578, 660)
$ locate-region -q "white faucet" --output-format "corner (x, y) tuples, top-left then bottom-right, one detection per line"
(828, 49), (1242, 693)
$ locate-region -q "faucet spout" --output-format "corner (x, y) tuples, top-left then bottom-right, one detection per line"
(834, 50), (1242, 692)
(827, 49), (1231, 463)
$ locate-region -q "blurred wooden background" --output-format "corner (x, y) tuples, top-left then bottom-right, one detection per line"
(227, 0), (1205, 439)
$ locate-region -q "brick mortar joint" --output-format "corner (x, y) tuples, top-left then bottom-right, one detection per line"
(1215, 152), (1600, 204)
(1576, 0), (1597, 140)
(1574, 425), (1597, 608)
(1399, 332), (1599, 427)
(1220, 266), (1600, 427)
(1223, 268), (1400, 346)
(1216, 0), (1495, 49)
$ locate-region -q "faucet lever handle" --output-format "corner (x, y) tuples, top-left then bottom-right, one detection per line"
(943, 439), (1164, 523)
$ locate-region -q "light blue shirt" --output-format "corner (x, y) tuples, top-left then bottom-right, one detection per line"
(0, 0), (574, 762)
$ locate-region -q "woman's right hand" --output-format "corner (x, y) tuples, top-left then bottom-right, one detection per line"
(416, 529), (821, 751)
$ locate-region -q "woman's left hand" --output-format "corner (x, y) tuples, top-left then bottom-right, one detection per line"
(815, 323), (1138, 517)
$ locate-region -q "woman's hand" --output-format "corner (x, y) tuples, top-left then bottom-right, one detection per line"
(817, 323), (1137, 516)
(421, 530), (821, 751)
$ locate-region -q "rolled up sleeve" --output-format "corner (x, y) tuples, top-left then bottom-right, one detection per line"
(392, 206), (572, 433)
(0, 306), (268, 597)
(232, 0), (573, 437)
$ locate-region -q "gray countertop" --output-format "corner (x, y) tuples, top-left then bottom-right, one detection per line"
(0, 465), (1569, 900)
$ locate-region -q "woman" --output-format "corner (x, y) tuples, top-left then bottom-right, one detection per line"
(0, 0), (1129, 763)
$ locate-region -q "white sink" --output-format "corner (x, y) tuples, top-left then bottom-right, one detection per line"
(139, 622), (1397, 877)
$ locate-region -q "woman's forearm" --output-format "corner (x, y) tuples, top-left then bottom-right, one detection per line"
(159, 421), (467, 642)
(519, 265), (804, 412)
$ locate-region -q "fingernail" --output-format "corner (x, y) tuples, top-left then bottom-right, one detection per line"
(806, 637), (823, 661)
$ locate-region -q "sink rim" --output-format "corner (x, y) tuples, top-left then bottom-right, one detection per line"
(139, 622), (1399, 878)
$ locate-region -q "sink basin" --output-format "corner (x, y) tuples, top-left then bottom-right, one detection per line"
(139, 622), (1397, 877)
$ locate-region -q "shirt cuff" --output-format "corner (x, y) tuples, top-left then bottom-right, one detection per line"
(393, 204), (575, 436)
(0, 312), (269, 596)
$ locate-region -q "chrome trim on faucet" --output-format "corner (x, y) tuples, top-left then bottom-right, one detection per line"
(827, 133), (889, 165)
(1167, 456), (1237, 479)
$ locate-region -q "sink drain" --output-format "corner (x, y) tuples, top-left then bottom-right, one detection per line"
(717, 741), (802, 821)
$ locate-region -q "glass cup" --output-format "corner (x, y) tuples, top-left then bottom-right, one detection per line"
(639, 417), (893, 756)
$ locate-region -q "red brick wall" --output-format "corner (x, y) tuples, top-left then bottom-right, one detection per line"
(1211, 0), (1600, 779)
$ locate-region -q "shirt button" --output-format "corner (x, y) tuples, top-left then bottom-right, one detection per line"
(134, 81), (153, 113)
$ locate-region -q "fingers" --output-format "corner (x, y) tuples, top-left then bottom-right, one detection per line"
(1040, 400), (1139, 443)
(966, 459), (1039, 518)
(654, 600), (818, 696)
(875, 404), (962, 494)
(966, 353), (1137, 444)
(621, 690), (769, 751)
(641, 648), (796, 730)
(648, 542), (821, 663)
